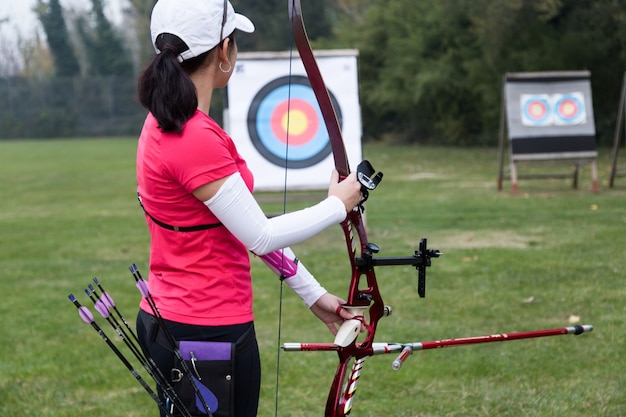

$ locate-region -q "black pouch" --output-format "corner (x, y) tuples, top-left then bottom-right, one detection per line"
(171, 341), (234, 417)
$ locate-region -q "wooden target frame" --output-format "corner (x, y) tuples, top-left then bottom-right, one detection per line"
(498, 71), (598, 193)
(609, 73), (626, 187)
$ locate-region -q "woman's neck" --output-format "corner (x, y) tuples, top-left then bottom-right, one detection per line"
(197, 91), (213, 115)
(191, 68), (215, 115)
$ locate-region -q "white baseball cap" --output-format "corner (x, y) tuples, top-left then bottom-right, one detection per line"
(150, 0), (255, 62)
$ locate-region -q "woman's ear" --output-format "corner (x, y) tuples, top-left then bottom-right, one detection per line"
(219, 38), (231, 63)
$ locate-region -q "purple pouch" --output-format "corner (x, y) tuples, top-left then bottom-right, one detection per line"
(173, 341), (234, 417)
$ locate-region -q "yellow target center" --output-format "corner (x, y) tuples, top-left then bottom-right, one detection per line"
(282, 110), (308, 135)
(560, 102), (575, 116)
(529, 103), (544, 117)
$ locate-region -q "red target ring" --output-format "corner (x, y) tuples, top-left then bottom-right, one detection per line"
(528, 101), (548, 119)
(558, 99), (578, 118)
(270, 98), (319, 146)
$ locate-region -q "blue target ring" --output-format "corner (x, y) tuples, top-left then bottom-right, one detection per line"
(247, 75), (341, 169)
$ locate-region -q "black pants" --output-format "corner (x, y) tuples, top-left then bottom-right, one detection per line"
(136, 309), (261, 417)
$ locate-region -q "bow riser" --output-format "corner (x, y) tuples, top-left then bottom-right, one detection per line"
(343, 215), (386, 351)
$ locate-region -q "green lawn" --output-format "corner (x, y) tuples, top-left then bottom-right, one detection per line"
(0, 138), (623, 417)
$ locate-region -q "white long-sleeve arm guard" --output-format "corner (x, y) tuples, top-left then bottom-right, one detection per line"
(258, 247), (326, 307)
(204, 173), (346, 255)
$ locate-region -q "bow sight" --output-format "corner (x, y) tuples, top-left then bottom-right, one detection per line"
(357, 238), (442, 298)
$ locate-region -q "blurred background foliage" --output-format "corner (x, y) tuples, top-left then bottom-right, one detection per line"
(0, 0), (625, 145)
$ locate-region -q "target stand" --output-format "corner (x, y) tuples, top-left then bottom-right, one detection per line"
(498, 71), (598, 193)
(609, 73), (626, 187)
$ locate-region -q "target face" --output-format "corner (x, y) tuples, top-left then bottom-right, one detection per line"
(521, 94), (552, 126)
(553, 93), (586, 125)
(247, 75), (342, 169)
(520, 92), (587, 127)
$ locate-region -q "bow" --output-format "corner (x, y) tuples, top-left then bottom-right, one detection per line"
(287, 2), (440, 416)
(284, 3), (595, 417)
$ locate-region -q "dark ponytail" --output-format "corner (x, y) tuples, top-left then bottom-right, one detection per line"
(138, 33), (209, 134)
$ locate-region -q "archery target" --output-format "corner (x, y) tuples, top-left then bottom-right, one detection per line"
(227, 50), (362, 191)
(521, 94), (552, 126)
(503, 72), (596, 159)
(553, 92), (586, 125)
(247, 75), (342, 169)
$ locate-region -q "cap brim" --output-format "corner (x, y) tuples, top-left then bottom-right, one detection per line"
(234, 13), (255, 33)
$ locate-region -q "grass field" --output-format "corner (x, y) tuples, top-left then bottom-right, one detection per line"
(0, 138), (624, 417)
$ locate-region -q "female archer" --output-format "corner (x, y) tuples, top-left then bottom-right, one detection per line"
(134, 0), (363, 416)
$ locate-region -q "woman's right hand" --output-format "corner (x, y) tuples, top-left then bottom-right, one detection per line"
(328, 169), (363, 212)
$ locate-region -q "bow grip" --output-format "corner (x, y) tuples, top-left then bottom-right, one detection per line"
(333, 306), (368, 347)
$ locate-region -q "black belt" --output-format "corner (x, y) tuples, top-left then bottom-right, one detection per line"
(138, 192), (223, 232)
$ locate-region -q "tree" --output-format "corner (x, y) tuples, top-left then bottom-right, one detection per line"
(231, 0), (335, 51)
(0, 17), (22, 76)
(34, 0), (80, 77)
(17, 32), (54, 78)
(468, 0), (626, 145)
(338, 0), (626, 145)
(75, 0), (134, 76)
(126, 0), (157, 68)
(348, 0), (483, 143)
(231, 0), (290, 51)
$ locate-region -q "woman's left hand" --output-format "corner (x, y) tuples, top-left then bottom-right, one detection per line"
(309, 292), (354, 335)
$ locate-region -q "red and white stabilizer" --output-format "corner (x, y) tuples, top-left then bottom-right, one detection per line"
(284, 324), (594, 370)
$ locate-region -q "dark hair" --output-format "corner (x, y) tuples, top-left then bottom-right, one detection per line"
(137, 33), (218, 133)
